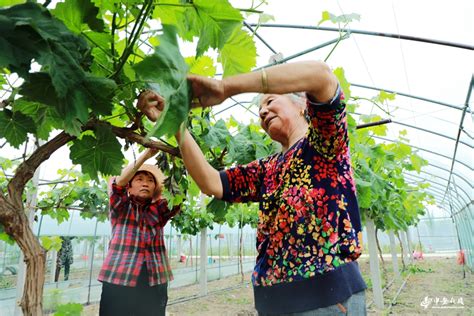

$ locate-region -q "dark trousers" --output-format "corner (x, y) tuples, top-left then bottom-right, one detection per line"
(54, 263), (70, 282)
(99, 265), (168, 316)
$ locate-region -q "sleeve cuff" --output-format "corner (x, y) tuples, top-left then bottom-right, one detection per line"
(306, 84), (342, 112)
(111, 178), (127, 195)
(219, 170), (231, 201)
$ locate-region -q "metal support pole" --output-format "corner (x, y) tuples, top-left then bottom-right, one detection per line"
(218, 225), (222, 279)
(249, 23), (474, 51)
(366, 219), (384, 309)
(87, 218), (99, 304)
(199, 227), (208, 296)
(388, 230), (400, 279)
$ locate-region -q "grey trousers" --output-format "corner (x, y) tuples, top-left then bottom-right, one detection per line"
(258, 290), (367, 316)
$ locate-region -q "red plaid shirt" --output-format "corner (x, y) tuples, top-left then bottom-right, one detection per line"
(98, 181), (179, 287)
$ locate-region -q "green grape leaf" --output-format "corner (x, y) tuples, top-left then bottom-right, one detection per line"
(372, 123), (387, 136)
(218, 27), (256, 77)
(202, 119), (231, 149)
(20, 72), (116, 134)
(52, 0), (104, 34)
(0, 0), (26, 7)
(226, 133), (255, 165)
(207, 197), (229, 224)
(134, 25), (191, 138)
(194, 0), (242, 56)
(0, 109), (36, 148)
(154, 0), (201, 42)
(85, 31), (111, 52)
(333, 67), (351, 100)
(82, 75), (118, 115)
(20, 73), (89, 132)
(0, 227), (15, 245)
(13, 99), (62, 140)
(377, 90), (396, 103)
(70, 124), (124, 180)
(0, 3), (91, 80)
(393, 142), (411, 159)
(186, 55), (216, 77)
(318, 11), (360, 26)
(1, 3), (115, 139)
(40, 236), (62, 251)
(154, 0), (242, 56)
(258, 13), (275, 24)
(410, 154), (426, 173)
(54, 303), (83, 316)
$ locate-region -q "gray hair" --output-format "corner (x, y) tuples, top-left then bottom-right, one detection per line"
(254, 92), (307, 110)
(287, 92), (307, 108)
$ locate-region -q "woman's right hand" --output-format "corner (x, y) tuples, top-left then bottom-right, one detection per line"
(137, 90), (165, 122)
(188, 75), (226, 108)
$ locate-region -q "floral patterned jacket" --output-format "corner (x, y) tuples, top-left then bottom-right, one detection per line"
(219, 87), (366, 313)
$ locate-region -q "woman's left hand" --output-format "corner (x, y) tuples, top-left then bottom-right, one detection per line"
(137, 90), (165, 122)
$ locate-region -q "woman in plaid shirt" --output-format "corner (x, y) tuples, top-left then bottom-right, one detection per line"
(98, 148), (180, 316)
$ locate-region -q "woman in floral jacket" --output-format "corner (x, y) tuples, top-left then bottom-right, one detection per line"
(138, 60), (366, 315)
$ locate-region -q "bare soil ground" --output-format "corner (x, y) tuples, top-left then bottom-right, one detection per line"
(83, 256), (472, 315)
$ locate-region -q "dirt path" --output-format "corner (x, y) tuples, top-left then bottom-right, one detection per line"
(387, 256), (471, 316)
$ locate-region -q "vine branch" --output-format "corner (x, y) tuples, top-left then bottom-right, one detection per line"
(111, 0), (154, 80)
(7, 132), (75, 209)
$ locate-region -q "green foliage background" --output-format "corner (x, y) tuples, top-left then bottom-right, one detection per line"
(0, 0), (431, 238)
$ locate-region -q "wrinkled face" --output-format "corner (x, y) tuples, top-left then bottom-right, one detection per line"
(258, 94), (304, 143)
(128, 171), (156, 200)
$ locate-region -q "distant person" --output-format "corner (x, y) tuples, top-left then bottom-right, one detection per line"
(98, 148), (180, 316)
(137, 60), (367, 315)
(55, 236), (74, 282)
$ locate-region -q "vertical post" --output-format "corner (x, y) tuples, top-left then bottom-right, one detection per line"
(50, 250), (57, 283)
(388, 230), (400, 279)
(242, 227), (245, 261)
(199, 228), (208, 296)
(209, 234), (213, 260)
(176, 234), (182, 263)
(218, 225), (222, 279)
(400, 231), (410, 266)
(14, 151), (41, 316)
(102, 236), (107, 261)
(366, 219), (384, 309)
(452, 214), (466, 278)
(87, 218), (99, 304)
(199, 193), (208, 296)
(237, 227), (240, 274)
(229, 233), (232, 262)
(416, 226), (422, 252)
(188, 236), (192, 268)
(2, 242), (8, 273)
(168, 225), (173, 261)
(83, 240), (88, 268)
(405, 229), (413, 264)
(239, 225), (243, 280)
(36, 214), (44, 236)
(195, 234), (198, 283)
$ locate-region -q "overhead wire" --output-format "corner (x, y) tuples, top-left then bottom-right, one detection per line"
(391, 1), (422, 150)
(335, 1), (376, 88)
(335, 1), (401, 152)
